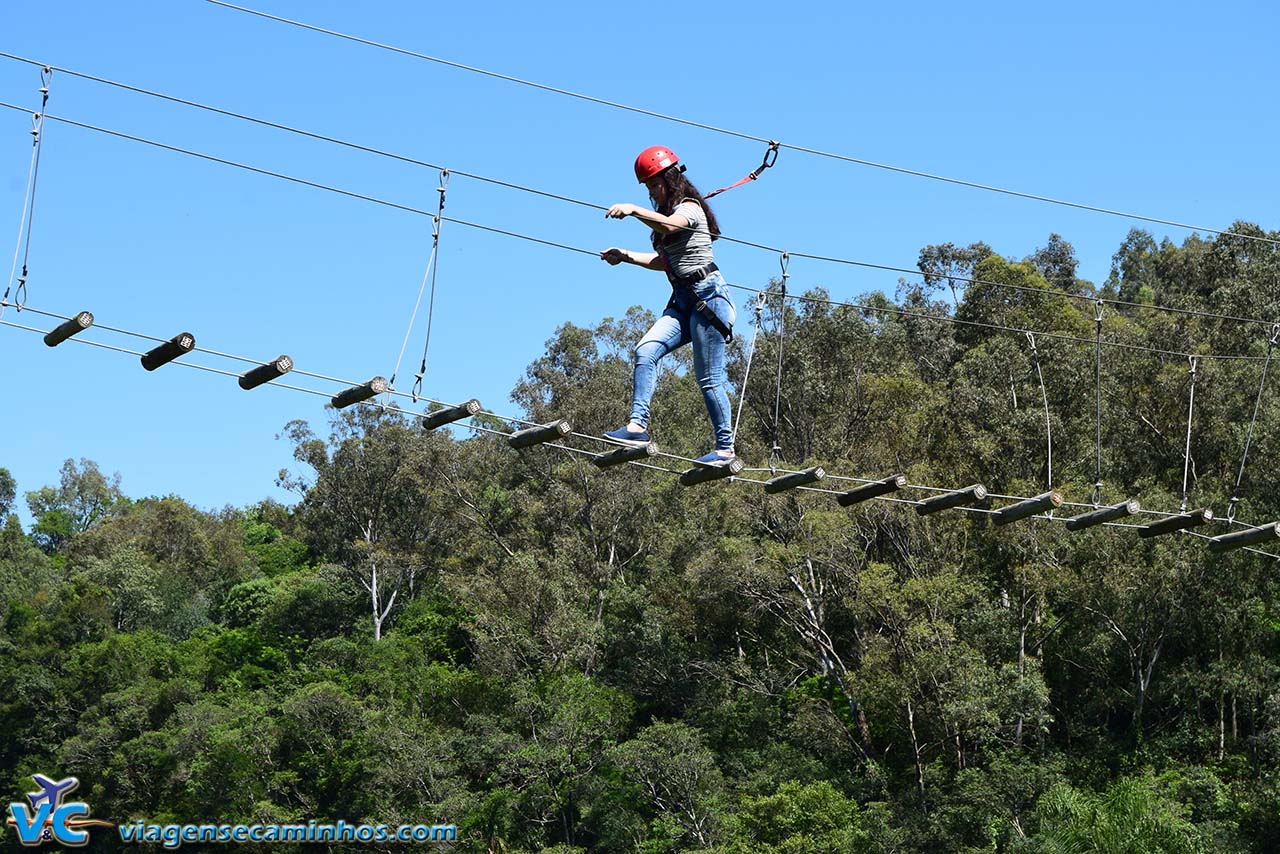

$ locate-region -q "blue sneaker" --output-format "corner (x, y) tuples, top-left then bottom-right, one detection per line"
(603, 426), (651, 447)
(694, 450), (737, 467)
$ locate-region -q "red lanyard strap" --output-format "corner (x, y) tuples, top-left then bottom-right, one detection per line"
(705, 141), (780, 199)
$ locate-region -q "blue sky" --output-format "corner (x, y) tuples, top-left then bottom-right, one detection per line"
(1, 0), (1277, 522)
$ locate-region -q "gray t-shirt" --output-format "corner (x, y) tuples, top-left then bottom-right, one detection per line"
(656, 200), (715, 278)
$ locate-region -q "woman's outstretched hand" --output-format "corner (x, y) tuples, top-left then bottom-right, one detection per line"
(600, 247), (628, 265)
(606, 203), (639, 219)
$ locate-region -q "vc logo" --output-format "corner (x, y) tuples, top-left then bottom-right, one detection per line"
(5, 774), (112, 847)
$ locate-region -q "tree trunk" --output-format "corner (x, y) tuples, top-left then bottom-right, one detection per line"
(907, 698), (928, 813)
(371, 559), (383, 642)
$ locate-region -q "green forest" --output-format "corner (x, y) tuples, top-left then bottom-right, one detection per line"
(3, 225), (1279, 852)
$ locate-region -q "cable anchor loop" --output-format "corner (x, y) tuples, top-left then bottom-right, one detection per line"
(1269, 322), (1280, 347)
(1094, 299), (1105, 325)
(411, 372), (424, 403)
(15, 268), (27, 308)
(1091, 481), (1103, 507)
(1227, 492), (1240, 523)
(431, 169), (449, 240)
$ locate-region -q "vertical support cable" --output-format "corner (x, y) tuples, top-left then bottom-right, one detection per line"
(1092, 299), (1105, 505)
(410, 169), (449, 402)
(769, 252), (789, 471)
(1026, 332), (1052, 493)
(1180, 356), (1198, 512)
(388, 168), (448, 400)
(1228, 323), (1279, 521)
(732, 289), (768, 440)
(3, 67), (51, 316)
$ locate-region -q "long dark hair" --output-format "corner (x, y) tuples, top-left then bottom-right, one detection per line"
(649, 165), (720, 241)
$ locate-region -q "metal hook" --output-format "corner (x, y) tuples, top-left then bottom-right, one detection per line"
(755, 140), (780, 176)
(778, 251), (790, 280)
(1269, 322), (1280, 347)
(436, 169), (449, 206)
(1094, 299), (1105, 324)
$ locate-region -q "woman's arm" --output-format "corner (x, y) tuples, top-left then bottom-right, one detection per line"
(600, 247), (665, 270)
(605, 203), (690, 236)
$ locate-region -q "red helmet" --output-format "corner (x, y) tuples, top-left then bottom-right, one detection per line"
(634, 145), (679, 183)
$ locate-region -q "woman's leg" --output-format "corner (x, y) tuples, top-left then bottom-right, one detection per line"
(629, 311), (688, 429)
(690, 306), (734, 452)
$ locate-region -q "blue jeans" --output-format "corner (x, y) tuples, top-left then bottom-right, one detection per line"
(630, 272), (737, 451)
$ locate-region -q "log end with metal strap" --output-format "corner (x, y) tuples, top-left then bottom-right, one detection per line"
(1064, 499), (1140, 531)
(1138, 507), (1214, 538)
(44, 311), (93, 347)
(679, 457), (745, 486)
(916, 484), (987, 516)
(1208, 521), (1280, 554)
(508, 419), (572, 449)
(992, 490), (1064, 526)
(140, 332), (195, 371)
(238, 355), (293, 390)
(764, 467), (825, 494)
(331, 376), (387, 409)
(422, 399), (482, 431)
(836, 474), (907, 507)
(592, 442), (658, 469)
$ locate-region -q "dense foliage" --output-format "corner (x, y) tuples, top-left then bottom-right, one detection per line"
(3, 225), (1279, 852)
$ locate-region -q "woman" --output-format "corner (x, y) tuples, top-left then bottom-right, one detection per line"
(600, 145), (737, 466)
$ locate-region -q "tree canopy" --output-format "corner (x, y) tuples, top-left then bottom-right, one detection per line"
(2, 224), (1279, 852)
